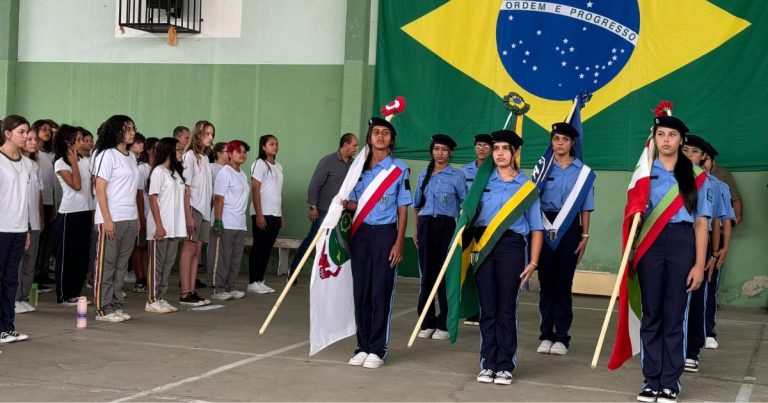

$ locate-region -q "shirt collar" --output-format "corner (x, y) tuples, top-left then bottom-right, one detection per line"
(373, 156), (393, 170)
(489, 169), (527, 184)
(652, 159), (671, 172)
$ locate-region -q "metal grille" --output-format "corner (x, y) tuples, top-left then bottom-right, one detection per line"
(118, 0), (203, 34)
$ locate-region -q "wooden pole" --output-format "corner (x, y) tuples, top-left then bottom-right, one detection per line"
(259, 229), (325, 336)
(589, 212), (641, 368)
(565, 95), (579, 124)
(407, 225), (465, 348)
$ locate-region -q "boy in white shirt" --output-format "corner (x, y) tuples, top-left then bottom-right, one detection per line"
(208, 140), (251, 300)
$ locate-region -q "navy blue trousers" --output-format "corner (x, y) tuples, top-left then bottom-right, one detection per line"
(476, 231), (525, 373)
(705, 235), (724, 338)
(55, 211), (92, 303)
(637, 223), (695, 393)
(351, 223), (397, 358)
(290, 209), (326, 274)
(538, 213), (581, 347)
(0, 232), (25, 333)
(686, 238), (712, 360)
(417, 215), (455, 331)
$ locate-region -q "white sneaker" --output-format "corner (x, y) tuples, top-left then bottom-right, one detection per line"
(230, 290), (246, 299)
(211, 291), (233, 300)
(549, 341), (568, 355)
(247, 282), (271, 294)
(537, 340), (553, 354)
(362, 353), (384, 369)
(260, 282), (275, 293)
(95, 312), (125, 323)
(432, 329), (450, 340)
(493, 370), (513, 385)
(417, 328), (435, 339)
(121, 291), (127, 298)
(348, 352), (368, 366)
(159, 299), (178, 312)
(476, 369), (495, 383)
(14, 301), (29, 314)
(6, 331), (28, 342)
(0, 332), (17, 343)
(705, 337), (719, 349)
(22, 301), (36, 312)
(145, 301), (172, 313)
(114, 309), (132, 320)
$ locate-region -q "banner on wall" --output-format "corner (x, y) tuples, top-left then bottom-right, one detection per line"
(374, 0), (767, 171)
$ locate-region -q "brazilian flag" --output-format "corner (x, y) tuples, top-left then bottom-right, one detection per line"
(374, 0), (765, 171)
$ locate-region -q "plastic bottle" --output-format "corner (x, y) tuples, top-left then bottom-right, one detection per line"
(76, 297), (88, 328)
(30, 283), (38, 307)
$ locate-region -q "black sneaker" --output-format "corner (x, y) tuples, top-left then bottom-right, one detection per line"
(37, 284), (53, 294)
(657, 389), (678, 403)
(191, 292), (211, 305)
(637, 387), (659, 402)
(179, 294), (205, 306)
(195, 279), (207, 289)
(684, 358), (699, 373)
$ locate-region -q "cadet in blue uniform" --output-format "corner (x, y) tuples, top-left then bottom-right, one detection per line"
(413, 134), (466, 341)
(636, 116), (711, 403)
(473, 130), (543, 385)
(345, 117), (412, 369)
(536, 122), (594, 356)
(460, 133), (492, 326)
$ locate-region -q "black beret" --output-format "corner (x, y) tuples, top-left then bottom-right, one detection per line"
(551, 122), (579, 139)
(473, 133), (493, 145)
(430, 134), (457, 149)
(654, 116), (689, 134)
(490, 129), (523, 147)
(368, 117), (396, 137)
(684, 134), (708, 151)
(705, 141), (719, 159)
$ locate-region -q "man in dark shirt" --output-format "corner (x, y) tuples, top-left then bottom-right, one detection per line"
(290, 133), (359, 276)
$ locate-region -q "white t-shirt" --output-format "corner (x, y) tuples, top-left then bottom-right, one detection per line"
(137, 161), (151, 218)
(55, 157), (94, 213)
(27, 160), (43, 231)
(249, 159), (283, 217)
(146, 165), (187, 240)
(37, 151), (55, 205)
(211, 162), (224, 194)
(0, 153), (34, 233)
(214, 165), (250, 230)
(93, 149), (140, 224)
(183, 150), (212, 221)
(81, 156), (96, 209)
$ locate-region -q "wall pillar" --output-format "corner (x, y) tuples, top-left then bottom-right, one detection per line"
(339, 0), (372, 136)
(0, 0), (20, 115)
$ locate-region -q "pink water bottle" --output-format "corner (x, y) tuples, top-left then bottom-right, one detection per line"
(76, 297), (88, 328)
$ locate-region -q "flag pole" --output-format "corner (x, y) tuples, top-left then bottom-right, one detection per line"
(590, 212), (641, 368)
(259, 229), (325, 336)
(407, 225), (465, 348)
(564, 95), (579, 123)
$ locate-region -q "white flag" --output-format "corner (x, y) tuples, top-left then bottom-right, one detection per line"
(309, 146), (368, 355)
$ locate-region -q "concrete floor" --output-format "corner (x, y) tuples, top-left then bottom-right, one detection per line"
(2, 273), (766, 402)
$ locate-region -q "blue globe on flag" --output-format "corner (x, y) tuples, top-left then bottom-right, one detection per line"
(496, 0), (640, 100)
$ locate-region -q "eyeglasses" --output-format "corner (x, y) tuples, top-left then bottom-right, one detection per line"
(474, 144), (490, 150)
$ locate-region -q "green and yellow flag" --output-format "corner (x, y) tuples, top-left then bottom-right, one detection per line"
(374, 1), (765, 171)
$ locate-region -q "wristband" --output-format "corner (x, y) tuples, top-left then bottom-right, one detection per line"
(581, 233), (589, 238)
(530, 261), (538, 268)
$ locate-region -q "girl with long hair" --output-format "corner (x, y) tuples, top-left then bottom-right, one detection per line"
(53, 125), (93, 305)
(130, 133), (149, 293)
(144, 138), (186, 313)
(16, 129), (43, 314)
(0, 115), (33, 343)
(472, 130), (543, 385)
(179, 120), (215, 306)
(32, 119), (56, 292)
(413, 134), (465, 341)
(92, 115), (141, 322)
(247, 134), (283, 294)
(635, 115), (710, 403)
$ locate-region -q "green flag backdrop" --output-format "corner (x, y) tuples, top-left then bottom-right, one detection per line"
(374, 0), (767, 171)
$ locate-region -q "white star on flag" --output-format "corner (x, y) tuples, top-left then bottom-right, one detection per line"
(593, 79), (598, 83)
(532, 65), (538, 71)
(502, 50), (508, 56)
(575, 66), (580, 70)
(569, 47), (575, 52)
(582, 27), (587, 31)
(579, 73), (585, 79)
(612, 48), (617, 53)
(612, 55), (618, 61)
(561, 61), (567, 66)
(621, 49), (625, 53)
(509, 15), (514, 21)
(525, 50), (530, 56)
(536, 30), (542, 35)
(587, 1), (593, 8)
(607, 61), (613, 66)
(511, 44), (517, 49)
(523, 59), (527, 63)
(563, 38), (569, 44)
(594, 72), (600, 77)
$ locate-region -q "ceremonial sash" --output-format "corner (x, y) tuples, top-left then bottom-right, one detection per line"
(541, 165), (596, 249)
(632, 167), (707, 267)
(471, 180), (538, 270)
(350, 165), (403, 237)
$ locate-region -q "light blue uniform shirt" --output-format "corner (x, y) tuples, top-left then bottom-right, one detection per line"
(709, 175), (735, 229)
(539, 158), (595, 212)
(461, 161), (480, 189)
(647, 159), (712, 223)
(349, 156), (412, 225)
(413, 165), (466, 217)
(475, 170), (544, 235)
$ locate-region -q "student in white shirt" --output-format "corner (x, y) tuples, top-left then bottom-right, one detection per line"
(92, 115), (140, 323)
(208, 140), (250, 300)
(209, 141), (229, 193)
(81, 128), (99, 289)
(247, 135), (283, 294)
(0, 115), (33, 344)
(144, 138), (187, 314)
(130, 133), (150, 293)
(179, 120), (215, 306)
(15, 129), (44, 314)
(32, 120), (56, 291)
(52, 125), (93, 305)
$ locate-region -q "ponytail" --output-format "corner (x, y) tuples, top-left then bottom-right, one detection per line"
(674, 147), (697, 213)
(415, 159), (436, 209)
